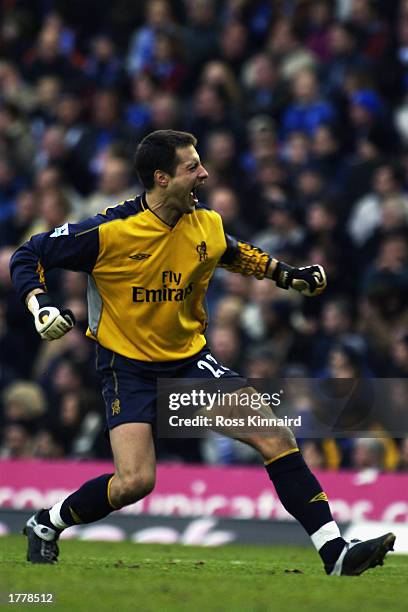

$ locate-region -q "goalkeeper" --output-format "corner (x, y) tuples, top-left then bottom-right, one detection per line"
(10, 130), (394, 574)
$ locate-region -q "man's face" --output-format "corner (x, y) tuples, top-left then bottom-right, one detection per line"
(165, 145), (209, 213)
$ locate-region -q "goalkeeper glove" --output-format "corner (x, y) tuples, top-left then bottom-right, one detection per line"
(272, 262), (327, 297)
(28, 293), (76, 340)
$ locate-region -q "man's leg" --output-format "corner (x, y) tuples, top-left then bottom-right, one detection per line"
(108, 423), (156, 508)
(215, 387), (395, 575)
(242, 428), (347, 573)
(24, 423), (156, 563)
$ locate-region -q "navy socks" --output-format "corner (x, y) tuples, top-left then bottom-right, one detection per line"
(265, 450), (345, 566)
(39, 473), (116, 530)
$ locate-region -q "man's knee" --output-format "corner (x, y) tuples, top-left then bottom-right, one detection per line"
(115, 471), (156, 506)
(243, 427), (297, 459)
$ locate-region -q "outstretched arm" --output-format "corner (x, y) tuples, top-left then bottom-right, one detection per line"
(218, 234), (327, 297)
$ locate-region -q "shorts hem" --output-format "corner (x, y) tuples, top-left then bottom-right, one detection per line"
(108, 418), (155, 431)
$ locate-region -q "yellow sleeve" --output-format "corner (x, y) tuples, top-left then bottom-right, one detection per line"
(217, 236), (270, 280)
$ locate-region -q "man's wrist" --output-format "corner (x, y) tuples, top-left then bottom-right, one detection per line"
(270, 261), (294, 289)
(265, 258), (279, 280)
(26, 288), (46, 306)
(27, 292), (52, 315)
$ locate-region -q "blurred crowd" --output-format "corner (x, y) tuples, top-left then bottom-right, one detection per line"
(1, 0), (408, 471)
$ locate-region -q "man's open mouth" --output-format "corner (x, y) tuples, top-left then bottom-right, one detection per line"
(190, 188), (199, 203)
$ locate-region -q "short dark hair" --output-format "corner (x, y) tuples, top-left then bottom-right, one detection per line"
(134, 130), (197, 190)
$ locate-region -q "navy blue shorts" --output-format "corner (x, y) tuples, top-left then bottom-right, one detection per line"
(96, 345), (245, 429)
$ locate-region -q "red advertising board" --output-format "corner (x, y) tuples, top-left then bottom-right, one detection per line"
(1, 460), (407, 522)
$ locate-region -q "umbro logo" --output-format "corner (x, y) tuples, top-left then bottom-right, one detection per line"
(129, 253), (151, 260)
(308, 492), (328, 503)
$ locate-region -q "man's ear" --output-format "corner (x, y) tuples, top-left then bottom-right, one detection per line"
(154, 170), (170, 187)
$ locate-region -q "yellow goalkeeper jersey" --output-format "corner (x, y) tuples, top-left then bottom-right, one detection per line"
(10, 194), (270, 361)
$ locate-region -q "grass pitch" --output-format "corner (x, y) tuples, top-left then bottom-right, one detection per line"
(0, 535), (406, 612)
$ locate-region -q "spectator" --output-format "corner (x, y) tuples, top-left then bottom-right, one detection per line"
(207, 325), (242, 372)
(127, 0), (175, 75)
(0, 101), (36, 171)
(241, 277), (280, 342)
(397, 437), (408, 471)
(55, 90), (86, 150)
(212, 295), (245, 330)
(41, 12), (77, 59)
(188, 83), (243, 147)
(32, 429), (63, 459)
(83, 34), (126, 90)
(0, 247), (40, 380)
(201, 61), (241, 109)
(252, 198), (305, 256)
(341, 128), (385, 212)
(348, 163), (407, 247)
(146, 92), (183, 133)
(33, 165), (84, 221)
(2, 380), (46, 425)
(86, 156), (139, 217)
(351, 438), (385, 471)
(145, 29), (187, 93)
(30, 76), (62, 140)
(285, 129), (311, 169)
(207, 186), (248, 238)
(50, 390), (106, 458)
(23, 26), (80, 86)
(0, 189), (37, 248)
(309, 297), (364, 374)
(311, 125), (346, 194)
(70, 89), (135, 194)
(360, 231), (408, 318)
(0, 11), (33, 63)
(182, 0), (219, 76)
(245, 346), (282, 379)
(323, 22), (370, 98)
(322, 342), (370, 378)
(347, 88), (398, 154)
(253, 162), (288, 207)
(348, 0), (388, 62)
(0, 157), (25, 222)
(388, 332), (408, 377)
(267, 18), (317, 81)
(33, 125), (70, 174)
(304, 0), (333, 62)
(125, 73), (156, 133)
(0, 61), (37, 113)
(293, 167), (327, 210)
(301, 440), (327, 470)
(203, 130), (242, 190)
(218, 20), (249, 77)
(0, 423), (32, 459)
(241, 114), (279, 176)
(282, 68), (336, 138)
(241, 53), (288, 120)
(22, 188), (71, 240)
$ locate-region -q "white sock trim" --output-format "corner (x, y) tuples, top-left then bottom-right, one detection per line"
(311, 520), (342, 552)
(49, 500), (70, 530)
